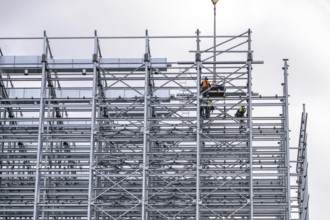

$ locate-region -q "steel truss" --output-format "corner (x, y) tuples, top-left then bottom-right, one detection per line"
(0, 30), (308, 220)
(291, 105), (309, 220)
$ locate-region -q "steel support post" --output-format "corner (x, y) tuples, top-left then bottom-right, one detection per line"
(41, 100), (51, 220)
(195, 29), (202, 220)
(297, 104), (308, 220)
(283, 59), (291, 220)
(0, 51), (3, 195)
(87, 31), (99, 220)
(247, 29), (254, 220)
(142, 30), (150, 220)
(0, 142), (2, 190)
(213, 4), (217, 85)
(95, 92), (102, 220)
(33, 31), (48, 220)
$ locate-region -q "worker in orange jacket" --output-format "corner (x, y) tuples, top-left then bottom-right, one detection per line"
(201, 76), (211, 97)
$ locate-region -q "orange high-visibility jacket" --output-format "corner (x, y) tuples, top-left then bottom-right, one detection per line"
(202, 80), (210, 88)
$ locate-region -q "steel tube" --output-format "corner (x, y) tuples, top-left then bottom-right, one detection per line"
(32, 33), (48, 220)
(87, 32), (99, 220)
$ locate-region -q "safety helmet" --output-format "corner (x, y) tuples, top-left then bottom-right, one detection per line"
(204, 76), (208, 80)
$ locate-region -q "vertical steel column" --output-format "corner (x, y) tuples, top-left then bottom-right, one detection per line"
(283, 59), (291, 220)
(195, 29), (202, 220)
(0, 51), (3, 192)
(33, 31), (48, 220)
(213, 3), (217, 84)
(298, 104), (309, 220)
(41, 100), (52, 220)
(87, 31), (99, 220)
(247, 29), (254, 220)
(142, 30), (150, 220)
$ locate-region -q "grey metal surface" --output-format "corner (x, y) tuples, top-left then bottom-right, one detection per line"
(247, 29), (254, 219)
(0, 30), (308, 220)
(283, 59), (291, 220)
(33, 33), (48, 220)
(0, 56), (167, 73)
(296, 105), (309, 220)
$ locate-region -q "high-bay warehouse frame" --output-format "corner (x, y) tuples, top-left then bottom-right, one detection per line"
(0, 30), (309, 220)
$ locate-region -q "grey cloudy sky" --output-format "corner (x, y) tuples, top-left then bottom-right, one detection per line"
(0, 0), (329, 219)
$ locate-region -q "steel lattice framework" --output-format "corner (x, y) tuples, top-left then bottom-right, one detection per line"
(0, 30), (309, 220)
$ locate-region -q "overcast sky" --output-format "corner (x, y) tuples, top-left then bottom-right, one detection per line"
(0, 0), (329, 219)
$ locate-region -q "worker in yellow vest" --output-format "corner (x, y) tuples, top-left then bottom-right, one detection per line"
(205, 99), (214, 118)
(235, 106), (246, 117)
(235, 106), (246, 132)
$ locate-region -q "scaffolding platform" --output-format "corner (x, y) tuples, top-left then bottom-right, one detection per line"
(0, 30), (309, 220)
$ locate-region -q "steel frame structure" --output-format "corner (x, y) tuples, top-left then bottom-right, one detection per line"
(293, 105), (309, 220)
(0, 30), (309, 220)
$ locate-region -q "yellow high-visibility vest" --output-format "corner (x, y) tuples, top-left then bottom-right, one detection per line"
(239, 107), (246, 113)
